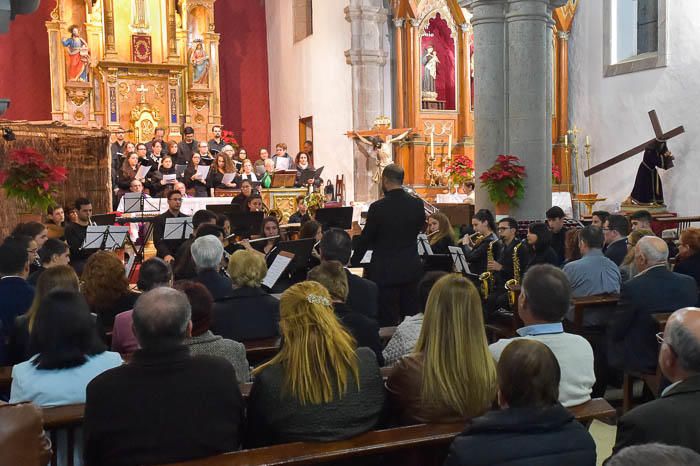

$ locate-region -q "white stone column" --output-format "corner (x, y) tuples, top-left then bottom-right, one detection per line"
(344, 0), (388, 202)
(463, 0), (565, 219)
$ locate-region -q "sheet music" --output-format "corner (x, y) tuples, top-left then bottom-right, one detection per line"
(162, 174), (177, 183)
(262, 252), (294, 289)
(221, 173), (237, 185)
(175, 164), (187, 177)
(196, 165), (210, 180)
(135, 165), (151, 180)
(360, 250), (373, 264)
(125, 254), (136, 278)
(82, 225), (130, 250)
(448, 246), (471, 274)
(275, 157), (290, 170)
(417, 234), (434, 256)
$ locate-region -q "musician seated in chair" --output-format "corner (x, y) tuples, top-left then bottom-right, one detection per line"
(459, 209), (500, 276)
(426, 213), (456, 255)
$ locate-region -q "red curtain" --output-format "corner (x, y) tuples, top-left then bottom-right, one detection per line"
(421, 14), (456, 110)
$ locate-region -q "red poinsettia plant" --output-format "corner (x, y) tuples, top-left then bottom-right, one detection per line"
(446, 154), (474, 185)
(0, 148), (68, 211)
(479, 154), (526, 207)
(221, 130), (239, 150)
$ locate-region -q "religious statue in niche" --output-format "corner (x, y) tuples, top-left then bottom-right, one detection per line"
(62, 25), (90, 82)
(189, 41), (210, 85)
(629, 140), (674, 206)
(131, 0), (150, 30)
(422, 46), (439, 101)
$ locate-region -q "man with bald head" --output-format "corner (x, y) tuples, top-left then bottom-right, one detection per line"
(610, 308), (700, 456)
(609, 236), (698, 373)
(84, 288), (243, 466)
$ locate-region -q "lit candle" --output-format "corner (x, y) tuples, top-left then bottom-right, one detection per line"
(585, 135), (590, 146)
(564, 134), (568, 147)
(430, 132), (435, 159)
(447, 134), (452, 158)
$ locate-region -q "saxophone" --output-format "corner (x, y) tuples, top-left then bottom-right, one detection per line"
(479, 239), (496, 299)
(505, 241), (523, 306)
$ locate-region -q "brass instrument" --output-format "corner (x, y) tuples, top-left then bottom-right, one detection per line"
(505, 240), (524, 306)
(261, 199), (283, 221)
(465, 232), (484, 247)
(479, 240), (496, 299)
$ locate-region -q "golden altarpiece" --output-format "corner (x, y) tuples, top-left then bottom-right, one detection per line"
(45, 0), (221, 143)
(390, 0), (578, 197)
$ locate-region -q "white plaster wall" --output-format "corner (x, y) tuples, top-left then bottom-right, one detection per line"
(569, 0), (700, 215)
(265, 0), (356, 201)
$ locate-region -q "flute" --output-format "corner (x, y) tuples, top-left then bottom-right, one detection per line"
(426, 230), (439, 238)
(231, 234), (280, 244)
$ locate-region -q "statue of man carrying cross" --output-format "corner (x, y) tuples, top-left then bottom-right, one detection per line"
(585, 110), (684, 208)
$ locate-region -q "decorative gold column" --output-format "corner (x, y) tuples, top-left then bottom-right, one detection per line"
(393, 18), (405, 129)
(102, 0), (117, 59)
(45, 10), (66, 122)
(206, 28), (222, 125)
(458, 23), (470, 141)
(167, 0), (179, 63)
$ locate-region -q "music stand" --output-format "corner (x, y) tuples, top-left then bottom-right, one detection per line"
(91, 213), (117, 226)
(81, 225), (130, 251)
(122, 193), (162, 215)
(230, 211), (264, 238)
(315, 207), (353, 230)
(271, 171), (297, 188)
(272, 238), (315, 272)
(163, 217), (194, 242)
(206, 204), (241, 219)
(448, 246), (475, 276)
(417, 234), (433, 256)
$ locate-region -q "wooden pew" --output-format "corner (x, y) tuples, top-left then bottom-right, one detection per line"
(571, 293), (620, 333)
(243, 337), (282, 365)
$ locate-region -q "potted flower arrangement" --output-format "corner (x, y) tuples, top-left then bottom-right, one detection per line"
(221, 130), (239, 150)
(479, 154), (526, 214)
(446, 154), (474, 193)
(0, 148), (68, 217)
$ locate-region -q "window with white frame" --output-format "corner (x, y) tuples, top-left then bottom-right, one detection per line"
(604, 0), (667, 77)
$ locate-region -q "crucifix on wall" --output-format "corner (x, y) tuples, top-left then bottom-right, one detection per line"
(136, 84), (149, 104)
(585, 110), (685, 207)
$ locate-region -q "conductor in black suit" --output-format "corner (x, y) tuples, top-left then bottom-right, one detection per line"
(356, 164), (425, 326)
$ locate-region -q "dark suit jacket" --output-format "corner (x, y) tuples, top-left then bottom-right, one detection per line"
(84, 345), (243, 466)
(153, 210), (189, 259)
(195, 269), (234, 301)
(176, 140), (198, 165)
(334, 302), (384, 366)
(211, 287), (280, 342)
(608, 266), (698, 373)
(356, 188), (425, 286)
(674, 252), (700, 301)
(604, 238), (628, 266)
(611, 375), (700, 457)
(0, 277), (34, 365)
(345, 269), (378, 321)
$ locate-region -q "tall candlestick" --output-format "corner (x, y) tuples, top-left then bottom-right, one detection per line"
(564, 134), (568, 147)
(447, 134), (452, 159)
(430, 132), (434, 159)
(585, 135), (590, 146)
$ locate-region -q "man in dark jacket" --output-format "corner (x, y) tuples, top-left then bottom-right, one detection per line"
(355, 164), (425, 326)
(153, 190), (189, 263)
(546, 206), (568, 266)
(191, 235), (233, 300)
(603, 214), (629, 266)
(0, 240), (33, 365)
(176, 126), (198, 165)
(608, 236), (698, 373)
(610, 307), (700, 458)
(320, 228), (378, 321)
(84, 287), (243, 466)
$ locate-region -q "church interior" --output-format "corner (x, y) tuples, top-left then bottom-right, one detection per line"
(1, 0), (700, 465)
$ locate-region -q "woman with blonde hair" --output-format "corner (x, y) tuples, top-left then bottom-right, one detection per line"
(11, 266), (79, 363)
(619, 228), (655, 282)
(245, 281), (385, 447)
(427, 212), (456, 254)
(387, 273), (497, 424)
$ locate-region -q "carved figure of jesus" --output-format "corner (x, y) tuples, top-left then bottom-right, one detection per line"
(354, 130), (411, 183)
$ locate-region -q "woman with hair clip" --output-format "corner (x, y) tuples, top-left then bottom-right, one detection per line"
(209, 152), (238, 189)
(525, 222), (560, 269)
(245, 281), (385, 447)
(387, 274), (497, 424)
(426, 212), (456, 255)
(459, 209), (501, 275)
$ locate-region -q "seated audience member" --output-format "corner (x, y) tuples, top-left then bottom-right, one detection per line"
(81, 251), (139, 336)
(12, 222), (48, 273)
(319, 228), (378, 320)
(46, 204), (65, 239)
(230, 179), (253, 211)
(490, 265), (595, 407)
(546, 206), (568, 265)
(63, 197), (94, 274)
(308, 261), (384, 365)
(604, 214), (630, 266)
(111, 258), (173, 354)
(564, 228), (582, 264)
(288, 195), (312, 224)
(630, 209), (653, 231)
(84, 288), (243, 466)
(177, 281), (249, 383)
(383, 271), (446, 367)
(444, 340), (596, 466)
(609, 236), (698, 373)
(427, 212), (455, 255)
(11, 266), (79, 364)
(387, 274), (497, 424)
(10, 290), (122, 406)
(607, 443), (700, 466)
(610, 307), (700, 456)
(674, 228), (700, 293)
(28, 238), (70, 286)
(190, 235), (233, 300)
(153, 190), (189, 263)
(183, 153), (209, 197)
(211, 249), (280, 342)
(172, 209), (220, 278)
(619, 228), (656, 282)
(526, 222), (559, 269)
(563, 226), (621, 327)
(0, 403), (52, 466)
(0, 240), (33, 365)
(591, 210), (610, 228)
(246, 281), (384, 446)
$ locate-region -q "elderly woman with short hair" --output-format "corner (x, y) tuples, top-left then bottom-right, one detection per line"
(210, 249), (280, 342)
(191, 235), (233, 301)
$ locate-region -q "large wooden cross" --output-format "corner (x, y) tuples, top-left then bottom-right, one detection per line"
(584, 110), (685, 177)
